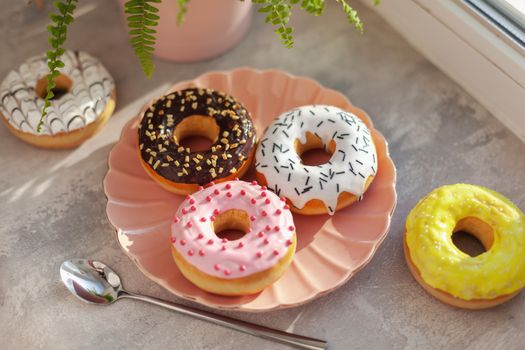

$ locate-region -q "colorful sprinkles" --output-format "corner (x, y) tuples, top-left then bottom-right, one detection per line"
(170, 180), (295, 279)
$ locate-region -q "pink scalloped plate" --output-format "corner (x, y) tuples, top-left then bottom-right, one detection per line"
(104, 68), (397, 312)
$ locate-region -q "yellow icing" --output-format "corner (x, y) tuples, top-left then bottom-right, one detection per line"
(406, 184), (525, 300)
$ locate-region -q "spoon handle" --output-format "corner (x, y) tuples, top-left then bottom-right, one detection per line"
(119, 291), (327, 350)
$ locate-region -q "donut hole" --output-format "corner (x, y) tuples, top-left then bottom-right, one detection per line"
(173, 115), (219, 152)
(295, 132), (335, 166)
(213, 209), (250, 241)
(35, 74), (72, 100)
(452, 217), (494, 257)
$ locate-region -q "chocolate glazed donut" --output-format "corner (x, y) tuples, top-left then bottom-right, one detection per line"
(138, 88), (256, 194)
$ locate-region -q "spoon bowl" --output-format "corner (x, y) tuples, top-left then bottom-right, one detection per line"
(60, 259), (121, 304)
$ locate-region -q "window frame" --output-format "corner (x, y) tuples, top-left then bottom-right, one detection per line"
(486, 0), (525, 28)
(363, 0), (525, 142)
(465, 0), (525, 49)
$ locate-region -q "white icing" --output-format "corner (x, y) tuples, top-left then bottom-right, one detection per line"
(0, 50), (114, 135)
(255, 105), (378, 215)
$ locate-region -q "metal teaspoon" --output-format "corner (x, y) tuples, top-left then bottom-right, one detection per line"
(60, 259), (328, 350)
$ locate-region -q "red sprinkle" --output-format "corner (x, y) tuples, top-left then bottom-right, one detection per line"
(185, 195), (191, 200)
(180, 239), (186, 246)
(188, 249), (194, 256)
(199, 249), (205, 256)
(261, 211), (268, 216)
(182, 208), (188, 215)
(197, 233), (204, 239)
(250, 215), (257, 221)
(170, 237), (176, 243)
(206, 196), (212, 202)
(224, 269), (231, 276)
(261, 191), (267, 197)
(275, 209), (282, 215)
(221, 245), (226, 251)
(265, 198), (271, 204)
(238, 242), (244, 248)
(256, 251), (263, 258)
(251, 180), (257, 185)
(214, 189), (220, 195)
(222, 238), (228, 243)
(288, 226), (294, 231)
(186, 222), (193, 228)
(214, 263), (221, 271)
(239, 265), (246, 272)
(280, 197), (286, 202)
(213, 209), (220, 215)
(226, 192), (232, 198)
(189, 199), (195, 205)
(207, 239), (214, 245)
(265, 225), (271, 231)
(210, 216), (216, 222)
(173, 216), (180, 223)
(197, 186), (204, 191)
(264, 238), (269, 245)
(286, 239), (293, 246)
(190, 206), (196, 211)
(273, 249), (279, 256)
(200, 217), (207, 222)
(251, 198), (257, 205)
(260, 186), (267, 190)
(274, 226), (280, 232)
(240, 190), (246, 196)
(207, 181), (216, 187)
(258, 232), (264, 238)
(225, 184), (232, 190)
(283, 204), (290, 210)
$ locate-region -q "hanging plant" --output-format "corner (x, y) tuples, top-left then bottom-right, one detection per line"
(38, 0), (380, 131)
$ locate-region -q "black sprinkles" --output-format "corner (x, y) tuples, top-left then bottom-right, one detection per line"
(255, 105), (378, 215)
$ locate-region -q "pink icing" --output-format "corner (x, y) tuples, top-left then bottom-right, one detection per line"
(171, 180), (295, 279)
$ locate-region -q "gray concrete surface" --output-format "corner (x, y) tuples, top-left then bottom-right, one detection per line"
(1, 1), (525, 349)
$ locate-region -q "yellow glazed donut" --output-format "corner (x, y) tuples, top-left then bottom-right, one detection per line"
(405, 184), (525, 309)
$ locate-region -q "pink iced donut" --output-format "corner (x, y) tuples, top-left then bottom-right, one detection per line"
(170, 179), (297, 296)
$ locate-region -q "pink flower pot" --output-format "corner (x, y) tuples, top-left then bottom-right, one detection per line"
(118, 0), (253, 62)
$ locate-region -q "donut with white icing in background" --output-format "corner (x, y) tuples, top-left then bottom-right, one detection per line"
(170, 180), (296, 296)
(0, 50), (115, 148)
(255, 105), (377, 215)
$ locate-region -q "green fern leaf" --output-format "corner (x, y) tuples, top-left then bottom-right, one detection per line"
(39, 0), (77, 133)
(300, 0), (324, 16)
(125, 0), (162, 78)
(335, 0), (363, 32)
(251, 0), (377, 49)
(176, 0), (190, 25)
(253, 0), (294, 48)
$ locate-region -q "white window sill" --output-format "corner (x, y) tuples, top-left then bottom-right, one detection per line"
(363, 0), (525, 142)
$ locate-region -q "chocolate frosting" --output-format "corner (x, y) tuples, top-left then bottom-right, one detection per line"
(138, 88), (256, 185)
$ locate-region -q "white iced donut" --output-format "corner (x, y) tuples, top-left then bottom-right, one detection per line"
(0, 50), (115, 148)
(255, 105), (378, 215)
